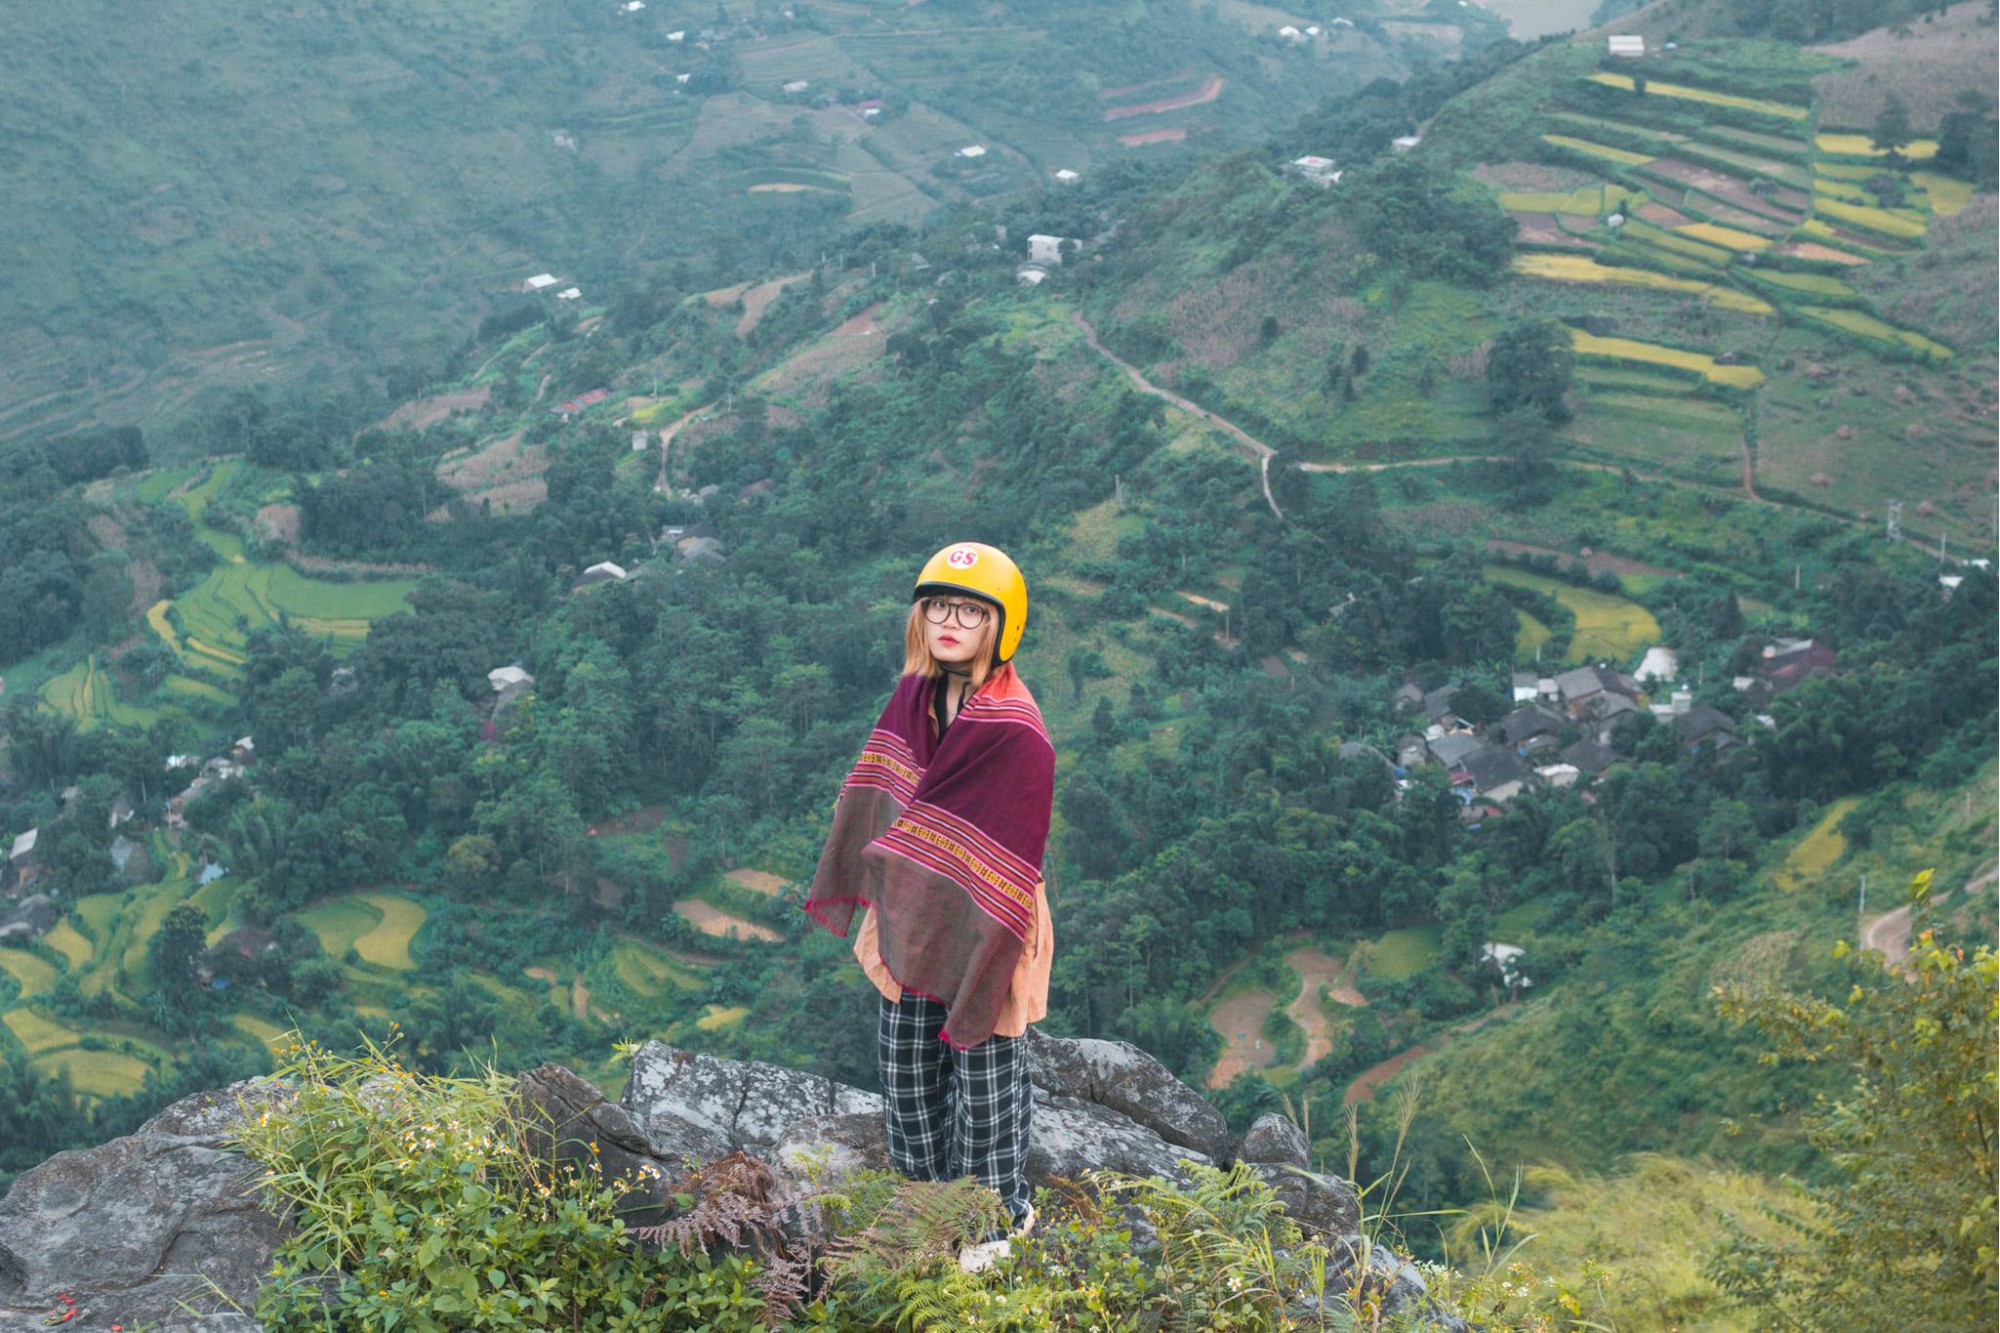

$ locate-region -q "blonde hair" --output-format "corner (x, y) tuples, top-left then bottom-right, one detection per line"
(900, 601), (996, 689)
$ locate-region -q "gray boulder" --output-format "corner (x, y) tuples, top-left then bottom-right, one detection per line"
(0, 1081), (291, 1331)
(1237, 1110), (1361, 1237)
(1026, 1029), (1236, 1164)
(618, 1041), (881, 1161)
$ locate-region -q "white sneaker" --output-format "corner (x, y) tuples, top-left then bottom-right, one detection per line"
(957, 1206), (1036, 1274)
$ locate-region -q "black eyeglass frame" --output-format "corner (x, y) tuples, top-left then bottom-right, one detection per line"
(919, 596), (994, 629)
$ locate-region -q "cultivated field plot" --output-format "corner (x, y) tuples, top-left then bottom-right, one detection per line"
(1487, 567), (1662, 665)
(1568, 330), (1764, 390)
(673, 899), (781, 942)
(38, 656), (161, 732)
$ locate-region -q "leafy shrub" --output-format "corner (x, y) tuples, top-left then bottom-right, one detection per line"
(233, 1034), (773, 1331)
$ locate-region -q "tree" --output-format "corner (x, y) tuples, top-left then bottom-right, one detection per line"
(1488, 321), (1574, 424)
(1709, 874), (1998, 1330)
(147, 904), (209, 1002)
(1870, 93), (1914, 156)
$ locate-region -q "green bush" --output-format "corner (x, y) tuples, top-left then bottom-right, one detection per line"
(233, 1034), (772, 1331)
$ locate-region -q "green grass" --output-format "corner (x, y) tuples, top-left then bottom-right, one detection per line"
(1491, 895), (1555, 940)
(1515, 610), (1552, 659)
(1487, 567), (1662, 664)
(232, 1012), (290, 1048)
(1366, 927), (1441, 983)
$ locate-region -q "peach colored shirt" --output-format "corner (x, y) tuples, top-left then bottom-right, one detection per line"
(852, 880), (1053, 1037)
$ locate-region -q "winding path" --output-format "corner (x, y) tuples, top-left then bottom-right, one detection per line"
(1069, 312), (1285, 520)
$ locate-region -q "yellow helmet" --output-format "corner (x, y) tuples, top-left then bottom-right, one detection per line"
(914, 542), (1028, 663)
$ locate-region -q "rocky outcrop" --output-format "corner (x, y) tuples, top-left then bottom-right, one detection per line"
(0, 1081), (291, 1331)
(1, 1036), (1456, 1330)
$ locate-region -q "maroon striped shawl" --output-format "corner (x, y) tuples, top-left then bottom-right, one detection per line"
(804, 665), (1054, 1048)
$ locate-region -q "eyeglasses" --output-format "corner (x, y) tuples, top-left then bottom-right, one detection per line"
(921, 597), (992, 629)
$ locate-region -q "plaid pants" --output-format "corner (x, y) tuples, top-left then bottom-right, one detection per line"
(877, 993), (1035, 1224)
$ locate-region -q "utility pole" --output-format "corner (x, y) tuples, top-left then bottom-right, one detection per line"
(1887, 500), (1902, 543)
(1859, 874), (1867, 919)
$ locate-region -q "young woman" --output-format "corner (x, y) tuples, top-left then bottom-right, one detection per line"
(803, 542), (1055, 1256)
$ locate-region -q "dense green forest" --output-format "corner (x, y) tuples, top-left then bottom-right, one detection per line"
(2, 0), (1995, 1324)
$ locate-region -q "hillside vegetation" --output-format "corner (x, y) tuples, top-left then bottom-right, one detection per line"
(1, 5), (1994, 1327)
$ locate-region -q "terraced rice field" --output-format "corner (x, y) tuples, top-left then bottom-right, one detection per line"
(300, 896), (385, 959)
(1568, 330), (1765, 389)
(36, 1048), (155, 1097)
(1911, 172), (1972, 216)
(1813, 198), (1927, 241)
(1777, 798), (1860, 892)
(1207, 987), (1278, 1089)
(3, 1007), (79, 1053)
(1746, 270), (1858, 299)
(1542, 133), (1652, 166)
(1795, 307), (1952, 361)
(1487, 567), (1662, 663)
(1676, 223), (1771, 251)
(1496, 183), (1613, 214)
(232, 1013), (290, 1048)
(696, 1004), (750, 1032)
(0, 950), (57, 999)
(1510, 253), (1772, 313)
(352, 893), (425, 971)
(1813, 133), (1936, 160)
(612, 940), (705, 996)
(41, 922), (93, 969)
(1585, 73), (1806, 121)
(38, 656), (160, 731)
(674, 899), (781, 942)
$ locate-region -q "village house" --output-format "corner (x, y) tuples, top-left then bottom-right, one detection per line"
(1427, 731), (1481, 771)
(1480, 941), (1532, 994)
(0, 893), (57, 944)
(1423, 683), (1463, 726)
(1026, 234), (1074, 266)
(1635, 646), (1678, 684)
(1285, 156), (1343, 187)
(955, 145), (987, 159)
(1553, 664), (1642, 719)
(1607, 34), (1646, 58)
(1760, 638), (1837, 692)
(1054, 168), (1081, 184)
(575, 561), (629, 588)
(1457, 744), (1533, 803)
(1392, 134), (1423, 152)
(1562, 736), (1621, 777)
(523, 273), (560, 292)
(1017, 267), (1048, 287)
(1499, 703), (1566, 755)
(1676, 705), (1742, 752)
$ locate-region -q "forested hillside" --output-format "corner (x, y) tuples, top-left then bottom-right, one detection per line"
(2, 1), (1994, 1326)
(1, 0), (1491, 447)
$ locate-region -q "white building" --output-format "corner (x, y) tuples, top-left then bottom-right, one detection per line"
(1392, 134), (1422, 152)
(489, 666), (535, 692)
(1287, 155), (1342, 186)
(781, 80), (810, 94)
(1026, 234), (1071, 265)
(557, 287), (582, 301)
(666, 30), (685, 41)
(524, 273), (559, 291)
(1016, 267), (1048, 287)
(1054, 168), (1081, 184)
(1635, 646), (1679, 683)
(621, 1), (646, 11)
(1608, 34), (1646, 58)
(956, 144), (987, 159)
(1278, 24), (1305, 40)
